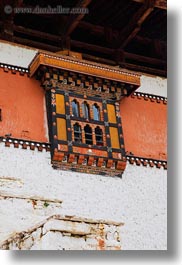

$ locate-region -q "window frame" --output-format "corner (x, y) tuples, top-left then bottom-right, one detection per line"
(72, 99), (80, 118)
(93, 103), (100, 121)
(95, 126), (104, 146)
(82, 101), (90, 120)
(73, 123), (82, 143)
(84, 124), (93, 145)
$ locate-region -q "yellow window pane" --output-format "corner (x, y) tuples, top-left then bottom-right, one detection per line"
(56, 94), (65, 114)
(107, 104), (117, 123)
(57, 118), (67, 141)
(109, 127), (120, 149)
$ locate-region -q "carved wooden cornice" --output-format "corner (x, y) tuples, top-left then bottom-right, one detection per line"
(29, 52), (141, 86)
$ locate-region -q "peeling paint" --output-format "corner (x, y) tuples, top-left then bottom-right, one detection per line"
(0, 215), (123, 250)
(0, 177), (23, 188)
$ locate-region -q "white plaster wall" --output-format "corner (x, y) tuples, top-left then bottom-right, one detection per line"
(137, 75), (167, 97)
(0, 144), (167, 250)
(0, 41), (37, 68)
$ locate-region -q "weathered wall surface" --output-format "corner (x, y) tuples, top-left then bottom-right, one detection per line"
(120, 73), (167, 161)
(0, 215), (122, 250)
(0, 70), (48, 142)
(0, 41), (37, 68)
(137, 75), (167, 97)
(120, 96), (167, 160)
(0, 144), (167, 250)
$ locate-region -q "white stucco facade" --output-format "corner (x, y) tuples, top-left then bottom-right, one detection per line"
(137, 75), (167, 97)
(0, 144), (167, 250)
(0, 41), (37, 68)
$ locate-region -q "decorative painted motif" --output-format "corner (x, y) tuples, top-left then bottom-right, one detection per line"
(51, 93), (56, 106)
(131, 92), (167, 104)
(0, 137), (50, 151)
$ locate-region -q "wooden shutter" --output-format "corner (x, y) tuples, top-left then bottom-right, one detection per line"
(56, 94), (65, 114)
(57, 118), (67, 141)
(107, 104), (116, 123)
(109, 127), (120, 149)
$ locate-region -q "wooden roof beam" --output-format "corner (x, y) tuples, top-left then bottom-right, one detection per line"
(78, 21), (166, 45)
(82, 53), (117, 66)
(14, 0), (24, 7)
(83, 54), (166, 76)
(13, 25), (62, 43)
(79, 21), (104, 35)
(71, 40), (166, 67)
(12, 25), (71, 50)
(124, 51), (166, 66)
(119, 62), (166, 76)
(64, 0), (92, 36)
(71, 39), (114, 54)
(10, 24), (167, 57)
(13, 36), (60, 52)
(78, 21), (117, 45)
(132, 0), (167, 10)
(116, 0), (156, 49)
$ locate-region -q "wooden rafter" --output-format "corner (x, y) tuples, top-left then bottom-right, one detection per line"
(63, 0), (92, 36)
(135, 35), (165, 45)
(83, 55), (166, 76)
(71, 40), (166, 68)
(7, 29), (166, 68)
(78, 21), (166, 47)
(124, 51), (166, 66)
(0, 0), (166, 76)
(119, 62), (166, 76)
(135, 35), (167, 59)
(79, 21), (104, 35)
(116, 0), (156, 49)
(71, 39), (114, 54)
(14, 0), (24, 7)
(12, 22), (166, 51)
(13, 36), (60, 52)
(82, 53), (117, 66)
(13, 25), (62, 43)
(132, 0), (167, 10)
(12, 25), (70, 50)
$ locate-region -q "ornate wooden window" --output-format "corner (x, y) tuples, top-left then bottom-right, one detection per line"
(73, 123), (82, 143)
(95, 126), (103, 146)
(36, 65), (140, 177)
(84, 124), (93, 145)
(29, 51), (140, 176)
(46, 87), (127, 176)
(72, 99), (80, 117)
(93, 104), (100, 121)
(82, 101), (90, 120)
